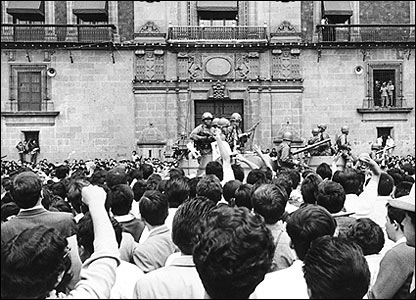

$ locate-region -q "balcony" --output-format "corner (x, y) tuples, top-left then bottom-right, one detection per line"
(167, 26), (267, 43)
(316, 24), (415, 43)
(1, 24), (117, 44)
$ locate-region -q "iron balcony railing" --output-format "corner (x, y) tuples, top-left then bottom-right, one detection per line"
(1, 24), (116, 43)
(167, 26), (267, 41)
(316, 24), (415, 43)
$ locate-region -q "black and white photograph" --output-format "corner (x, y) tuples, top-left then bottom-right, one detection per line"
(1, 1), (415, 299)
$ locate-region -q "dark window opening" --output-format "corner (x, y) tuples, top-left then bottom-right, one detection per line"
(373, 70), (396, 107)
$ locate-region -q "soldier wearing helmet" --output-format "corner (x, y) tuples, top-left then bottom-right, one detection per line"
(227, 112), (259, 153)
(190, 112), (216, 176)
(316, 123), (332, 156)
(336, 125), (353, 163)
(307, 127), (321, 156)
(275, 131), (296, 170)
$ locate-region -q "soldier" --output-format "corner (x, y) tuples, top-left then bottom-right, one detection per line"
(336, 126), (353, 165)
(15, 140), (28, 164)
(316, 123), (332, 156)
(226, 113), (259, 153)
(190, 112), (216, 177)
(307, 127), (321, 156)
(276, 131), (296, 170)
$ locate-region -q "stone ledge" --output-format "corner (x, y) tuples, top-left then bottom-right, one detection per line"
(356, 107), (413, 122)
(1, 111), (60, 126)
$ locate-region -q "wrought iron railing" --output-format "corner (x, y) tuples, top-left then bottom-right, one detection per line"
(316, 24), (415, 43)
(167, 26), (267, 41)
(1, 24), (116, 43)
(362, 97), (407, 109)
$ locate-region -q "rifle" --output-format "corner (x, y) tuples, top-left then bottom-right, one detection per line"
(292, 138), (332, 155)
(375, 145), (396, 155)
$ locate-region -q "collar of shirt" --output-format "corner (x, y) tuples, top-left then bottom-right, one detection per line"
(20, 204), (44, 212)
(113, 214), (135, 223)
(170, 255), (195, 267)
(394, 236), (407, 247)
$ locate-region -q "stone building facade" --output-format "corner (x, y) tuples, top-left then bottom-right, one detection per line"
(1, 1), (414, 161)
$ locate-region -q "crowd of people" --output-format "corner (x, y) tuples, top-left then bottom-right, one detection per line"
(1, 115), (415, 299)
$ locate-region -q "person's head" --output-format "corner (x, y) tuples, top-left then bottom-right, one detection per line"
(286, 204), (336, 260)
(378, 172), (394, 196)
(55, 165), (70, 180)
(76, 212), (122, 263)
(341, 125), (349, 134)
(303, 236), (370, 299)
(106, 167), (127, 190)
(230, 112), (242, 127)
(311, 127), (320, 136)
(132, 179), (147, 202)
(89, 169), (108, 186)
(1, 225), (72, 299)
(314, 180), (346, 213)
(193, 206), (275, 299)
(202, 112), (214, 126)
(49, 196), (73, 214)
(282, 131), (293, 144)
(272, 172), (293, 197)
(218, 117), (231, 135)
(189, 176), (202, 199)
(334, 168), (363, 195)
(1, 202), (20, 222)
(49, 181), (67, 200)
(316, 162), (332, 181)
(286, 169), (301, 190)
(345, 218), (385, 255)
(205, 161), (224, 182)
(246, 168), (269, 185)
(300, 172), (323, 205)
(140, 163), (154, 180)
(388, 186), (415, 247)
(165, 176), (190, 208)
(10, 171), (42, 209)
(385, 204), (407, 241)
(108, 184), (134, 216)
(317, 123), (327, 132)
(222, 180), (242, 206)
(251, 184), (288, 224)
(211, 117), (220, 129)
(394, 181), (413, 198)
(231, 163), (245, 182)
(196, 174), (223, 204)
(172, 196), (216, 255)
(234, 183), (254, 210)
(168, 167), (185, 179)
(139, 190), (169, 226)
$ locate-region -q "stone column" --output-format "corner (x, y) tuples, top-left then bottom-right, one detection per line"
(109, 1), (120, 42)
(312, 1), (321, 43)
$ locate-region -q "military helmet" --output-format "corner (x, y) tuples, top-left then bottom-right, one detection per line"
(282, 131), (293, 142)
(212, 118), (220, 127)
(312, 127), (320, 135)
(218, 117), (230, 128)
(318, 123), (327, 130)
(341, 125), (349, 133)
(202, 112), (214, 121)
(230, 112), (242, 122)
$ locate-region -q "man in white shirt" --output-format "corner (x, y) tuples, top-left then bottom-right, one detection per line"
(251, 204), (336, 299)
(134, 196), (215, 298)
